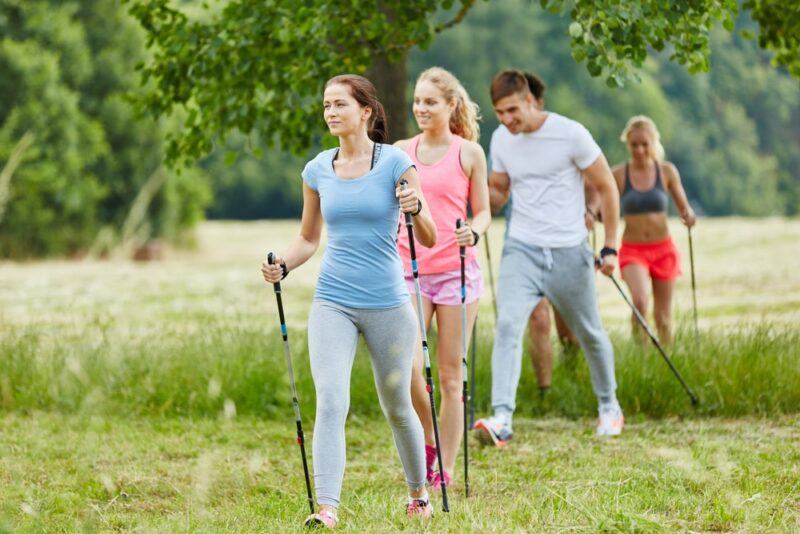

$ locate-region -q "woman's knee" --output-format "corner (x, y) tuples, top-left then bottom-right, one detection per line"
(438, 372), (462, 400)
(315, 385), (348, 423)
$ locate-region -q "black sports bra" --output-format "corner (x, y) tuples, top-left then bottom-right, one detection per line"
(620, 162), (668, 215)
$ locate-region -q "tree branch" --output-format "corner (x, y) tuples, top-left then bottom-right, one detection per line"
(434, 0), (477, 34)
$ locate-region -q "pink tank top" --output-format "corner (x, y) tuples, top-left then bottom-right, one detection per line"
(397, 134), (476, 274)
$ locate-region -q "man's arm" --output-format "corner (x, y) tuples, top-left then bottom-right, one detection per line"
(488, 170), (511, 214)
(582, 154), (619, 276)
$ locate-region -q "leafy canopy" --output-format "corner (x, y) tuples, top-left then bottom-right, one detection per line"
(127, 0), (798, 165)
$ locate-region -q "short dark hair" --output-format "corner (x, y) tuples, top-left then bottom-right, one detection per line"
(523, 72), (546, 100)
(490, 69), (530, 103)
(490, 69), (547, 103)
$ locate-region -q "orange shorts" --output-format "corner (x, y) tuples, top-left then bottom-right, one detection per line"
(619, 237), (682, 281)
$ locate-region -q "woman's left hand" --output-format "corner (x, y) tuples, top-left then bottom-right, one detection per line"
(455, 222), (476, 247)
(396, 184), (421, 215)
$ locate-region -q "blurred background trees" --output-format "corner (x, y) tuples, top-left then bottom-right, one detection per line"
(1, 0), (798, 258)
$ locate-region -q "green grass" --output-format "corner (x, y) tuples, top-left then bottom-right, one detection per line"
(1, 319), (799, 420)
(1, 413), (798, 531)
(1, 218), (799, 530)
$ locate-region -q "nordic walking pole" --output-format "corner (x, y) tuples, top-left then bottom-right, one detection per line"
(483, 231), (498, 319)
(469, 323), (476, 428)
(471, 228), (498, 428)
(688, 227), (699, 344)
(456, 219), (470, 498)
(266, 253), (315, 514)
(599, 258), (699, 406)
(400, 180), (449, 512)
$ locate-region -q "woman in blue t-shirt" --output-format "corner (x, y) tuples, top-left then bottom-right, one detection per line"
(262, 74), (437, 527)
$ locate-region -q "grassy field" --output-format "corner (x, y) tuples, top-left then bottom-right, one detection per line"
(1, 217), (799, 530)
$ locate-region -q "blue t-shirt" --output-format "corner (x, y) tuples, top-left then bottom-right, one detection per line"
(302, 144), (415, 309)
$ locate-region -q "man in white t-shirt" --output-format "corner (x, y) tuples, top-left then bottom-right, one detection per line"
(474, 70), (623, 444)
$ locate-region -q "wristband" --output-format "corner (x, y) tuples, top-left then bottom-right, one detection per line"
(600, 246), (617, 258)
(280, 261), (289, 280)
(471, 230), (480, 246)
(410, 199), (422, 216)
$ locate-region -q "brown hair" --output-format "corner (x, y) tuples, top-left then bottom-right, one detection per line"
(324, 74), (388, 143)
(416, 67), (481, 142)
(523, 72), (546, 100)
(490, 69), (532, 104)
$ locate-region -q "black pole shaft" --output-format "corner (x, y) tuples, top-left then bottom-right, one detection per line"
(267, 253), (315, 515)
(688, 227), (699, 343)
(401, 182), (449, 512)
(457, 219), (469, 498)
(607, 271), (699, 406)
(469, 322), (476, 428)
(483, 231), (498, 320)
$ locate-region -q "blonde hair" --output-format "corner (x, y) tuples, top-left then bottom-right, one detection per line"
(620, 115), (665, 162)
(416, 67), (481, 142)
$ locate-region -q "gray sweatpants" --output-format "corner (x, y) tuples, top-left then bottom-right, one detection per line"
(307, 299), (426, 507)
(491, 238), (618, 418)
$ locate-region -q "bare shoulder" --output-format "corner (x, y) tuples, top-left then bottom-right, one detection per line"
(661, 160), (680, 176)
(461, 139), (486, 162)
(610, 162), (626, 178)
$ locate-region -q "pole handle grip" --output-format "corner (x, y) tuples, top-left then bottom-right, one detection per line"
(456, 218), (466, 257)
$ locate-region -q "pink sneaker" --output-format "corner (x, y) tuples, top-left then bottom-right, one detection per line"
(429, 470), (451, 491)
(406, 498), (433, 519)
(304, 510), (337, 529)
(425, 444), (437, 483)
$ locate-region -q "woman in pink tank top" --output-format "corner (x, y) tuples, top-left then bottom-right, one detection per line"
(395, 67), (491, 489)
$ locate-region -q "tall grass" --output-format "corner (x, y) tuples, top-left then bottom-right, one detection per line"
(3, 319), (798, 420)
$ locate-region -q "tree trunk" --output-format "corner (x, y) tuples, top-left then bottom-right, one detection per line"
(368, 50), (409, 142)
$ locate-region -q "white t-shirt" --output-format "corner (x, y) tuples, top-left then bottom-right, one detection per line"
(490, 112), (602, 248)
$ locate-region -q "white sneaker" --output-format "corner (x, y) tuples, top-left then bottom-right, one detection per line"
(596, 403), (624, 436)
(473, 414), (513, 447)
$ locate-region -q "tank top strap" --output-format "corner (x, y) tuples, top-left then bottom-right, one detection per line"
(442, 134), (465, 170)
(406, 134), (423, 166)
(654, 161), (665, 190)
(624, 162), (632, 191)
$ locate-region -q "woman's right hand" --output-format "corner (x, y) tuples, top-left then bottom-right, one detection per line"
(680, 208), (697, 228)
(261, 255), (285, 284)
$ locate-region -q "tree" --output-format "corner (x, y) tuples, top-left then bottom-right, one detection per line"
(0, 0), (211, 258)
(127, 0), (799, 167)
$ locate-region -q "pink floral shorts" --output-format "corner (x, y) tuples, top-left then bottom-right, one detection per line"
(404, 259), (484, 306)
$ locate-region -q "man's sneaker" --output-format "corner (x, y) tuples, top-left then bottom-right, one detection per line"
(596, 403), (624, 436)
(473, 415), (513, 447)
(425, 444), (437, 484)
(429, 470), (451, 491)
(406, 498), (433, 519)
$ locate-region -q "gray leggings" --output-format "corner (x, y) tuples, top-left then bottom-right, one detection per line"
(307, 299), (426, 507)
(491, 238), (618, 417)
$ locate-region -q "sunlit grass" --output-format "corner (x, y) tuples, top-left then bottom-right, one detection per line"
(1, 218), (799, 530)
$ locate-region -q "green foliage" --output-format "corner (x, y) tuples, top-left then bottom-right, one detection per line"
(202, 134), (305, 219)
(127, 0), (800, 171)
(745, 0), (800, 79)
(544, 0), (740, 85)
(125, 0), (468, 166)
(410, 0), (800, 216)
(0, 0), (212, 258)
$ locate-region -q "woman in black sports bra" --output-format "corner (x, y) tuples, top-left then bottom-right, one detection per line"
(611, 116), (696, 344)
